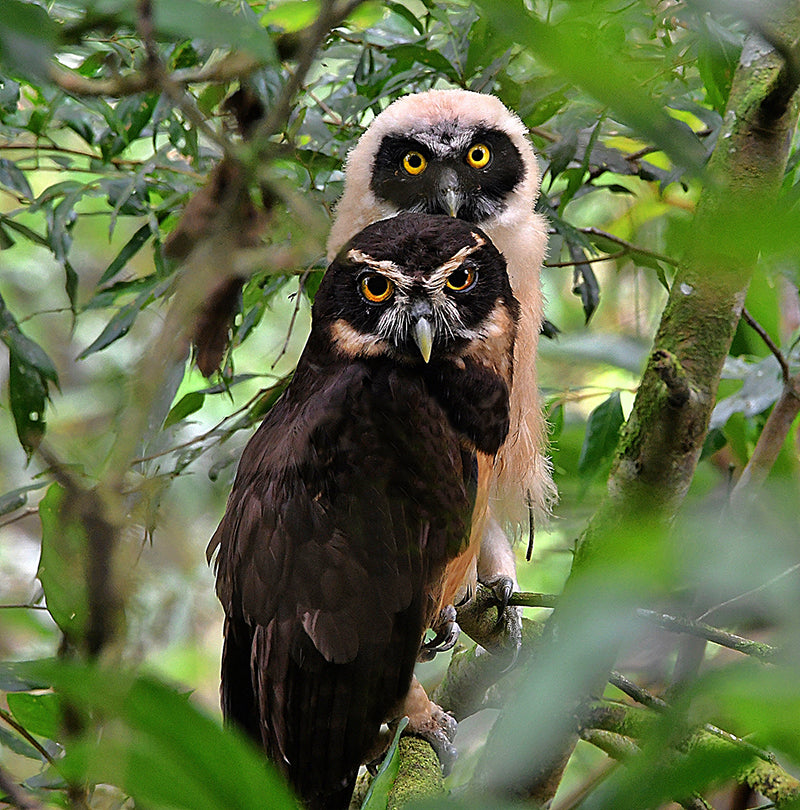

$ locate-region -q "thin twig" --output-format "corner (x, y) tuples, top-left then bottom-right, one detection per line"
(609, 671), (667, 710)
(0, 765), (44, 810)
(635, 608), (778, 662)
(0, 604), (48, 611)
(48, 52), (263, 99)
(697, 563), (800, 623)
(545, 249), (628, 268)
(741, 307), (789, 383)
(0, 508), (39, 529)
(0, 709), (55, 765)
(508, 591), (559, 609)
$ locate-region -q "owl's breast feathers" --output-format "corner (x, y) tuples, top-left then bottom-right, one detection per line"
(208, 341), (508, 806)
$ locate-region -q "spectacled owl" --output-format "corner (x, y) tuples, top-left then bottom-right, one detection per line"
(208, 213), (519, 809)
(328, 89), (556, 605)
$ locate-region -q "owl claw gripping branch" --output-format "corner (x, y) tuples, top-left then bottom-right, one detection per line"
(209, 213), (519, 809)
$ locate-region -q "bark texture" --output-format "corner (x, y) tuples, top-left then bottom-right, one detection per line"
(468, 4), (800, 804)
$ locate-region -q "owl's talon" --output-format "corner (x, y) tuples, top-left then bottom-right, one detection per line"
(419, 605), (460, 661)
(484, 575), (515, 628)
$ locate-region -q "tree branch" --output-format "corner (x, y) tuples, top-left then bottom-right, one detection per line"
(635, 609), (779, 662)
(0, 765), (44, 810)
(741, 307), (790, 383)
(730, 372), (800, 502)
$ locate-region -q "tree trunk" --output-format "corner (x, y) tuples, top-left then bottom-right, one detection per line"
(470, 3), (800, 802)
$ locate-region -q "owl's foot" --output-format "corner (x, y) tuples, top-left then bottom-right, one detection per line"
(405, 702), (458, 775)
(418, 604), (460, 662)
(483, 575), (514, 627)
(396, 676), (458, 774)
(457, 581), (522, 666)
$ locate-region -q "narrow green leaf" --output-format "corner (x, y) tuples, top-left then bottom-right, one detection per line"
(362, 717), (408, 810)
(21, 660), (298, 810)
(155, 0), (277, 63)
(164, 391), (205, 429)
(76, 300), (140, 359)
(98, 223), (153, 285)
(5, 328), (59, 385)
(387, 1), (425, 33)
(578, 391), (624, 479)
(6, 692), (61, 740)
(8, 347), (47, 456)
(37, 483), (89, 641)
(0, 726), (43, 760)
(0, 157), (33, 200)
(0, 658), (54, 692)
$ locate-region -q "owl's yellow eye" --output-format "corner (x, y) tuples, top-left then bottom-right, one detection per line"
(360, 273), (394, 303)
(466, 143), (491, 169)
(402, 151), (427, 175)
(446, 265), (476, 292)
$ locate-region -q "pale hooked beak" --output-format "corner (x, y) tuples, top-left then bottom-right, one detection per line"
(413, 316), (434, 363)
(438, 168), (462, 217)
(442, 188), (460, 218)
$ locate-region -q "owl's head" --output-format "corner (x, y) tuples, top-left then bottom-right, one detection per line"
(327, 89), (541, 259)
(314, 213), (519, 372)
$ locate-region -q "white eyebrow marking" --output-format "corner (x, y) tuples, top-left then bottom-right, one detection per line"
(346, 248), (415, 292)
(424, 232), (487, 290)
(346, 249), (401, 274)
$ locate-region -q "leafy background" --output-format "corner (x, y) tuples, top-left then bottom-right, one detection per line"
(1, 0), (799, 808)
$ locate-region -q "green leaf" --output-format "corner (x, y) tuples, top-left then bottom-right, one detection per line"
(98, 223), (154, 285)
(0, 726), (43, 760)
(155, 0), (277, 63)
(4, 329), (59, 385)
(21, 660), (298, 810)
(0, 0), (57, 80)
(37, 483), (89, 641)
(578, 391), (624, 479)
(164, 391), (205, 428)
(6, 692), (61, 740)
(479, 0), (707, 172)
(76, 300), (140, 359)
(8, 347), (47, 456)
(0, 157), (33, 200)
(700, 427), (727, 461)
(362, 717), (408, 810)
(0, 658), (54, 692)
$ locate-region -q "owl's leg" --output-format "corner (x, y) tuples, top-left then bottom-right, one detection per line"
(396, 676), (457, 772)
(473, 514), (523, 657)
(478, 514), (523, 611)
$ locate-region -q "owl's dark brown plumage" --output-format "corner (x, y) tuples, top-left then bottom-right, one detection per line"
(208, 213), (518, 809)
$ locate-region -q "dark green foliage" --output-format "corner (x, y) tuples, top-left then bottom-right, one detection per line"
(1, 1), (799, 809)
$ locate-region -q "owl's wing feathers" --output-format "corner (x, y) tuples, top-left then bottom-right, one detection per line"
(209, 356), (472, 804)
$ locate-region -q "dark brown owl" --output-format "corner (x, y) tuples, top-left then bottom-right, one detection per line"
(328, 88), (556, 612)
(208, 212), (519, 809)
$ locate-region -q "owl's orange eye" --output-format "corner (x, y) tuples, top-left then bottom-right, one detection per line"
(402, 151), (427, 175)
(360, 273), (394, 303)
(466, 143), (491, 169)
(446, 265), (476, 292)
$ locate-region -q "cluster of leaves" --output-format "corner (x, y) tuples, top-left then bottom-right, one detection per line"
(1, 1), (800, 809)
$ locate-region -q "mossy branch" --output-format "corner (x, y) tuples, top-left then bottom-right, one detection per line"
(583, 699), (800, 808)
(473, 5), (800, 802)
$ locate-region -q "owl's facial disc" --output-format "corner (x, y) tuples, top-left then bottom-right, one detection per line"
(370, 126), (525, 223)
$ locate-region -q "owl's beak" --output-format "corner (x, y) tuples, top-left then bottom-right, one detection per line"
(412, 316), (434, 363)
(438, 168), (462, 217)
